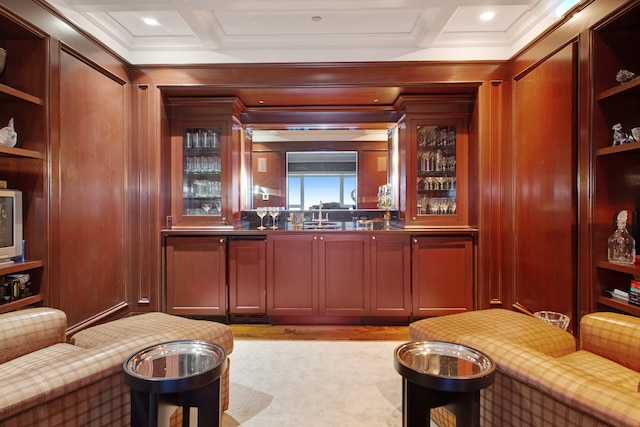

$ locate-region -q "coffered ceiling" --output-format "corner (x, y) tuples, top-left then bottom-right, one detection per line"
(43, 0), (585, 65)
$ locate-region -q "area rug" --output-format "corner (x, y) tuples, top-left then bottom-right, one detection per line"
(221, 339), (406, 427)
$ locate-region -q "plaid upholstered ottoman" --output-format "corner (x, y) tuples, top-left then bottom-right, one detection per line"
(70, 312), (234, 413)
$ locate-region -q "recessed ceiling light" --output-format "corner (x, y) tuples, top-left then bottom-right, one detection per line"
(143, 17), (159, 26)
(480, 11), (495, 21)
(311, 16), (322, 22)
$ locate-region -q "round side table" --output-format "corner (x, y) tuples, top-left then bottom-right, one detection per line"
(124, 340), (227, 427)
(394, 341), (495, 427)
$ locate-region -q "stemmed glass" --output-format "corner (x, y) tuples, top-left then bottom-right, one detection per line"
(439, 198), (449, 215)
(268, 207), (280, 229)
(417, 198), (425, 216)
(201, 203), (212, 215)
(257, 207), (267, 230)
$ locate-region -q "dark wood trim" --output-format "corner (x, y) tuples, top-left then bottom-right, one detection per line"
(65, 302), (129, 337)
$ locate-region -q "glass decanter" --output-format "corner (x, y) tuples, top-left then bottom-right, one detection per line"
(607, 210), (636, 264)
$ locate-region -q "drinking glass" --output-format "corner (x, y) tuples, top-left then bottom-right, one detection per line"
(257, 207), (267, 230)
(269, 207), (280, 229)
(201, 203), (212, 215)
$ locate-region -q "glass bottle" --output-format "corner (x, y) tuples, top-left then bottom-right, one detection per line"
(607, 210), (636, 264)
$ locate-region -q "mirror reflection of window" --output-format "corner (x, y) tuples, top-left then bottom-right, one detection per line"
(286, 151), (357, 210)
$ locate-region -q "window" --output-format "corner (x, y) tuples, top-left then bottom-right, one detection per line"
(287, 152), (357, 210)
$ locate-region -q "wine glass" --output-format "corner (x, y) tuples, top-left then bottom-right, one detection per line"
(268, 207), (280, 229)
(439, 198), (449, 215)
(257, 207), (267, 230)
(201, 203), (212, 215)
(214, 200), (221, 215)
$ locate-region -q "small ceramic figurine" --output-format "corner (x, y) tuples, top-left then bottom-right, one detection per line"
(616, 69), (637, 84)
(612, 123), (632, 146)
(0, 118), (17, 147)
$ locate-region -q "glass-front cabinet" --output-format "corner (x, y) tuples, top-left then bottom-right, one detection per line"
(396, 95), (473, 227)
(181, 126), (224, 217)
(167, 97), (245, 228)
(415, 125), (458, 218)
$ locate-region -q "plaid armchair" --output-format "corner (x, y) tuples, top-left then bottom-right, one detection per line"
(0, 308), (233, 426)
(409, 309), (640, 427)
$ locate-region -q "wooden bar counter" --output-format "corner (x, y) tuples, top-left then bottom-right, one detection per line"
(162, 218), (477, 325)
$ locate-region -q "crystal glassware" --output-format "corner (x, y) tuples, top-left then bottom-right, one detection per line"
(608, 210), (636, 264)
(256, 207), (267, 230)
(268, 207), (280, 229)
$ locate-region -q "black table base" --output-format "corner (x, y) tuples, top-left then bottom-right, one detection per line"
(402, 378), (481, 427)
(130, 376), (222, 427)
(394, 341), (495, 427)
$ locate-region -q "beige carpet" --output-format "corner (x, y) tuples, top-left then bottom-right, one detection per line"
(222, 339), (407, 427)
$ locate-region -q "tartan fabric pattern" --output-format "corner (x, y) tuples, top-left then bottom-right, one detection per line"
(558, 350), (640, 389)
(580, 312), (640, 373)
(0, 309), (234, 426)
(0, 307), (66, 364)
(409, 309), (640, 427)
(433, 371), (611, 427)
(0, 370), (129, 426)
(70, 312), (234, 413)
(409, 308), (576, 357)
(69, 312), (234, 355)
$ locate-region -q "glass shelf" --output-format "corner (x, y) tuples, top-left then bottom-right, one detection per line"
(415, 125), (457, 216)
(181, 127), (223, 217)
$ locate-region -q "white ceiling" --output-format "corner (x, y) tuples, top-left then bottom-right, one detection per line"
(43, 0), (584, 65)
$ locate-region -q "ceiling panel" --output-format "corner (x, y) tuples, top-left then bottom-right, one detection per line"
(43, 0), (586, 64)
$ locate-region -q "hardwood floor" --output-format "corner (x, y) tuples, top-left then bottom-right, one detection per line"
(230, 324), (410, 341)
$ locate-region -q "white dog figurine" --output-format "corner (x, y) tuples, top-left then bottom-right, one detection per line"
(0, 118), (17, 147)
(612, 123), (632, 146)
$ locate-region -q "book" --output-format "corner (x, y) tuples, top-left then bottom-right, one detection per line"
(630, 279), (640, 306)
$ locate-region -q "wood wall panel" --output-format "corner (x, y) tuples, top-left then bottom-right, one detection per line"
(477, 80), (506, 308)
(54, 49), (128, 327)
(511, 43), (577, 325)
(358, 150), (388, 209)
(130, 84), (154, 310)
(252, 151), (284, 208)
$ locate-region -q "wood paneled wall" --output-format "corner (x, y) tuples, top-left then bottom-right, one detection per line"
(358, 150), (389, 209)
(509, 43), (578, 327)
(52, 49), (130, 328)
(252, 151), (285, 208)
(2, 0), (633, 328)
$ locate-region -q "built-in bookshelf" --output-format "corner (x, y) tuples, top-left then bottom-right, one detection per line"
(0, 9), (47, 313)
(592, 1), (640, 316)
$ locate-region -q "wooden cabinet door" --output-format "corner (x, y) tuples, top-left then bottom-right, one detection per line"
(166, 98), (245, 228)
(411, 235), (474, 317)
(228, 237), (266, 315)
(267, 235), (319, 315)
(371, 235), (411, 316)
(318, 235), (371, 316)
(165, 236), (227, 316)
(170, 118), (230, 227)
(396, 96), (473, 228)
